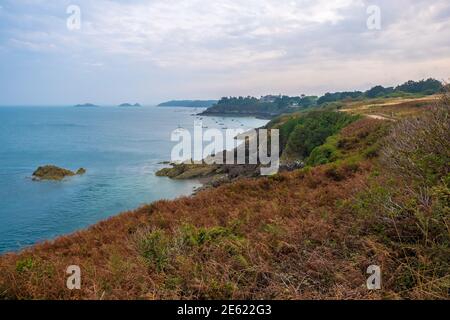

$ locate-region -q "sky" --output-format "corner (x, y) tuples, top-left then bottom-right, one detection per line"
(0, 0), (449, 105)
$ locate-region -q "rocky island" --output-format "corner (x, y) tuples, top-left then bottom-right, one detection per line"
(32, 165), (86, 181)
(119, 103), (141, 107)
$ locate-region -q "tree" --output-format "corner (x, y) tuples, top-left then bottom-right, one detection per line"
(365, 85), (393, 98)
(395, 78), (442, 95)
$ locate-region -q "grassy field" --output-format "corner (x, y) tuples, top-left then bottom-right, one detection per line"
(339, 95), (440, 120)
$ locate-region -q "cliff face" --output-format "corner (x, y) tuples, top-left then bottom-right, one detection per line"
(156, 111), (359, 185)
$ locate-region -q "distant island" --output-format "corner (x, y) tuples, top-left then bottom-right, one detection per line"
(158, 100), (218, 108)
(74, 103), (99, 108)
(119, 103), (142, 107)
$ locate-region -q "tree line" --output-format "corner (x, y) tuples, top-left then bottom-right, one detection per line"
(214, 78), (444, 110)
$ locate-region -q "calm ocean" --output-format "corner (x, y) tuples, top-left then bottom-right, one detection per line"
(0, 106), (267, 253)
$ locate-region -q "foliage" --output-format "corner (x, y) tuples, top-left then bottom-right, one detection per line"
(204, 95), (318, 117)
(281, 111), (358, 161)
(381, 96), (450, 187)
(202, 79), (442, 116)
(395, 78), (443, 95)
(306, 135), (340, 166)
(15, 257), (35, 273)
(317, 78), (443, 105)
(138, 229), (171, 272)
(317, 91), (364, 105)
(158, 100), (218, 107)
(365, 85), (394, 98)
(356, 93), (450, 298)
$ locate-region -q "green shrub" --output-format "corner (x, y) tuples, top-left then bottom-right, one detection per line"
(307, 145), (336, 166)
(307, 135), (340, 166)
(281, 111), (358, 161)
(181, 224), (240, 247)
(363, 144), (380, 159)
(139, 229), (170, 272)
(16, 257), (35, 273)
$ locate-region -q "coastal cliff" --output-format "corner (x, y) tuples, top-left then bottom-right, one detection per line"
(1, 93), (447, 300)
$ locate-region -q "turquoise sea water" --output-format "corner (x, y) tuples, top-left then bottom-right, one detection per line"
(0, 106), (268, 253)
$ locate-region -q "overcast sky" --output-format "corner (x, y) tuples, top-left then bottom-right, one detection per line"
(0, 0), (449, 105)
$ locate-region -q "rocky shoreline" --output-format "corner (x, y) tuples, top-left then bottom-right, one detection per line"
(156, 161), (261, 190)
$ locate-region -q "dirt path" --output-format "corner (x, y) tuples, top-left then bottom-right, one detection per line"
(366, 114), (396, 121)
(339, 109), (396, 122)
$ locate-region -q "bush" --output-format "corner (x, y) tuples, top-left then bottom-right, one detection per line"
(374, 92), (450, 298)
(139, 229), (171, 272)
(308, 146), (334, 165)
(307, 143), (338, 166)
(381, 95), (450, 187)
(15, 257), (35, 273)
(281, 111), (358, 161)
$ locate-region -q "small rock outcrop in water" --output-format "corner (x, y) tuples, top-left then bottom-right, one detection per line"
(32, 165), (86, 181)
(74, 103), (99, 108)
(76, 168), (87, 175)
(119, 103), (141, 107)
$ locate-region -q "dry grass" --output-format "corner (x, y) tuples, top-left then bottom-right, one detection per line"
(341, 96), (439, 119)
(0, 118), (391, 300)
(0, 162), (385, 299)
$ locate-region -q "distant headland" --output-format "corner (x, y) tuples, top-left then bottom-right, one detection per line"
(158, 100), (218, 108)
(199, 78), (443, 118)
(74, 103), (99, 108)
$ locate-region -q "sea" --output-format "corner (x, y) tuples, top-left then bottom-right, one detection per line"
(0, 105), (268, 253)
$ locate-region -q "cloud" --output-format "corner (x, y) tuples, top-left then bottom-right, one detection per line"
(5, 0), (447, 68)
(0, 0), (449, 104)
(1, 1), (368, 64)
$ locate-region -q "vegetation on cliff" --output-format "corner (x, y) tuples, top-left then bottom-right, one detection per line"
(200, 95), (317, 118)
(156, 111), (359, 185)
(199, 79), (443, 118)
(317, 78), (443, 105)
(158, 100), (218, 108)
